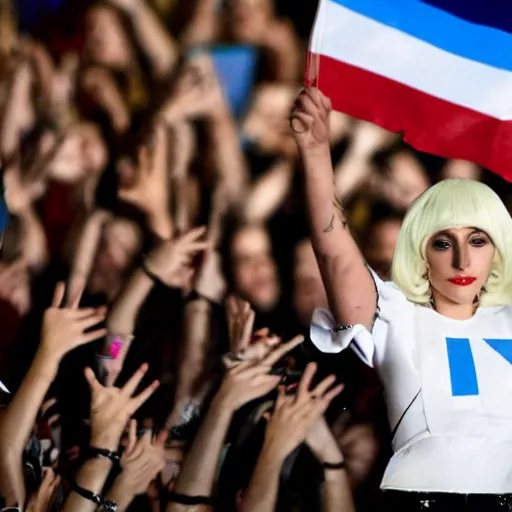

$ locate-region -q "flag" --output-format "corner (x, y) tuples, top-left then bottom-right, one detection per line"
(307, 0), (512, 182)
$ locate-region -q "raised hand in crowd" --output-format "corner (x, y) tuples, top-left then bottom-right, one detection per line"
(161, 52), (227, 124)
(81, 65), (131, 134)
(144, 226), (209, 289)
(99, 225), (208, 387)
(166, 332), (304, 512)
(0, 259), (31, 317)
(106, 420), (166, 511)
(61, 363), (160, 512)
(0, 281), (106, 507)
(224, 296), (283, 368)
(242, 362), (347, 511)
(118, 121), (173, 240)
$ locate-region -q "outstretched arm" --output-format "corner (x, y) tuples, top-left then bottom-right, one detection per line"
(291, 89), (376, 330)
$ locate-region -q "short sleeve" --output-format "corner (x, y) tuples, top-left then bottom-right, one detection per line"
(310, 268), (411, 367)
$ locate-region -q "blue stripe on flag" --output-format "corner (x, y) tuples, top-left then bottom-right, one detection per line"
(423, 0), (512, 36)
(328, 0), (512, 72)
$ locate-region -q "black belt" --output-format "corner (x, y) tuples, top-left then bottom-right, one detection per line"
(382, 490), (512, 511)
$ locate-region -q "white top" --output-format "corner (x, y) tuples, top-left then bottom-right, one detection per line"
(310, 271), (512, 494)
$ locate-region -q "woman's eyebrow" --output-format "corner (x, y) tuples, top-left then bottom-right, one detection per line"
(468, 228), (487, 236)
(432, 230), (452, 238)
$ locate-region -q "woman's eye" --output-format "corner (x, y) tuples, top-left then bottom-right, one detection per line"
(470, 237), (488, 247)
(432, 239), (451, 250)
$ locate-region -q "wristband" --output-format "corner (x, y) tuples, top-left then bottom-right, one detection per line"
(96, 334), (132, 360)
(322, 460), (345, 470)
(71, 481), (103, 506)
(87, 447), (121, 465)
(72, 481), (118, 511)
(166, 491), (214, 506)
(333, 324), (353, 332)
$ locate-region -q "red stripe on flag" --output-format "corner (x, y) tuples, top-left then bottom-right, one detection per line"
(310, 52), (512, 183)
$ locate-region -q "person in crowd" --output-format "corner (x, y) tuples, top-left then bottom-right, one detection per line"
(293, 87), (512, 510)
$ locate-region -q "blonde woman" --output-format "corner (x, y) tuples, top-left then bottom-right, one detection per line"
(291, 87), (512, 510)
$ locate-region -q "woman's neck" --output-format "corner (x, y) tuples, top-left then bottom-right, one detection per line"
(432, 292), (477, 320)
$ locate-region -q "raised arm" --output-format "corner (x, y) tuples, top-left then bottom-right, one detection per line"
(243, 158), (294, 224)
(101, 227), (208, 386)
(291, 88), (376, 330)
(0, 283), (107, 507)
(108, 0), (179, 79)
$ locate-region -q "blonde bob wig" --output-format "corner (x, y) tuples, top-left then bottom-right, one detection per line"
(392, 179), (512, 307)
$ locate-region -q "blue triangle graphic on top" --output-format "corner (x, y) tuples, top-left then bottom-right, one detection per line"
(483, 339), (512, 365)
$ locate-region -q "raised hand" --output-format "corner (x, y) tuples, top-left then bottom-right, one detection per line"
(290, 88), (332, 152)
(114, 421), (166, 498)
(224, 296), (303, 369)
(226, 295), (256, 356)
(161, 53), (226, 122)
(84, 363), (160, 451)
(262, 362), (343, 461)
(118, 122), (169, 219)
(217, 334), (304, 411)
(144, 226), (208, 289)
(40, 282), (107, 360)
(3, 164), (45, 215)
(0, 259), (31, 316)
(81, 66), (130, 132)
(215, 361), (281, 412)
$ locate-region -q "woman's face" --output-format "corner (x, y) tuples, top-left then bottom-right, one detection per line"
(231, 225), (280, 312)
(89, 218), (141, 298)
(228, 0), (272, 43)
(48, 123), (107, 183)
(84, 6), (131, 69)
(426, 227), (495, 307)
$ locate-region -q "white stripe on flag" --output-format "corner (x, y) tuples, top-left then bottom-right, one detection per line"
(311, 0), (512, 121)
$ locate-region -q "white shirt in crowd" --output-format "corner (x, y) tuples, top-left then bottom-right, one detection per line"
(311, 270), (512, 494)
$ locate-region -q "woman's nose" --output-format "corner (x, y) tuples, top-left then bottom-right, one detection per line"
(452, 242), (470, 271)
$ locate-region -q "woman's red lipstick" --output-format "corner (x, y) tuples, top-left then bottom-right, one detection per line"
(448, 276), (476, 286)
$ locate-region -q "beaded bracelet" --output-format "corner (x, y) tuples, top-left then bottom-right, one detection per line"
(72, 481), (118, 511)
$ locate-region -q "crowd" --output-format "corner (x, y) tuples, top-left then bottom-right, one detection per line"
(0, 0), (511, 510)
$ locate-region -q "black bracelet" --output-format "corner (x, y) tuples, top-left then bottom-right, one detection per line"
(322, 460), (346, 470)
(166, 491), (214, 506)
(72, 482), (119, 511)
(87, 447), (121, 465)
(71, 481), (103, 505)
(333, 324), (353, 332)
